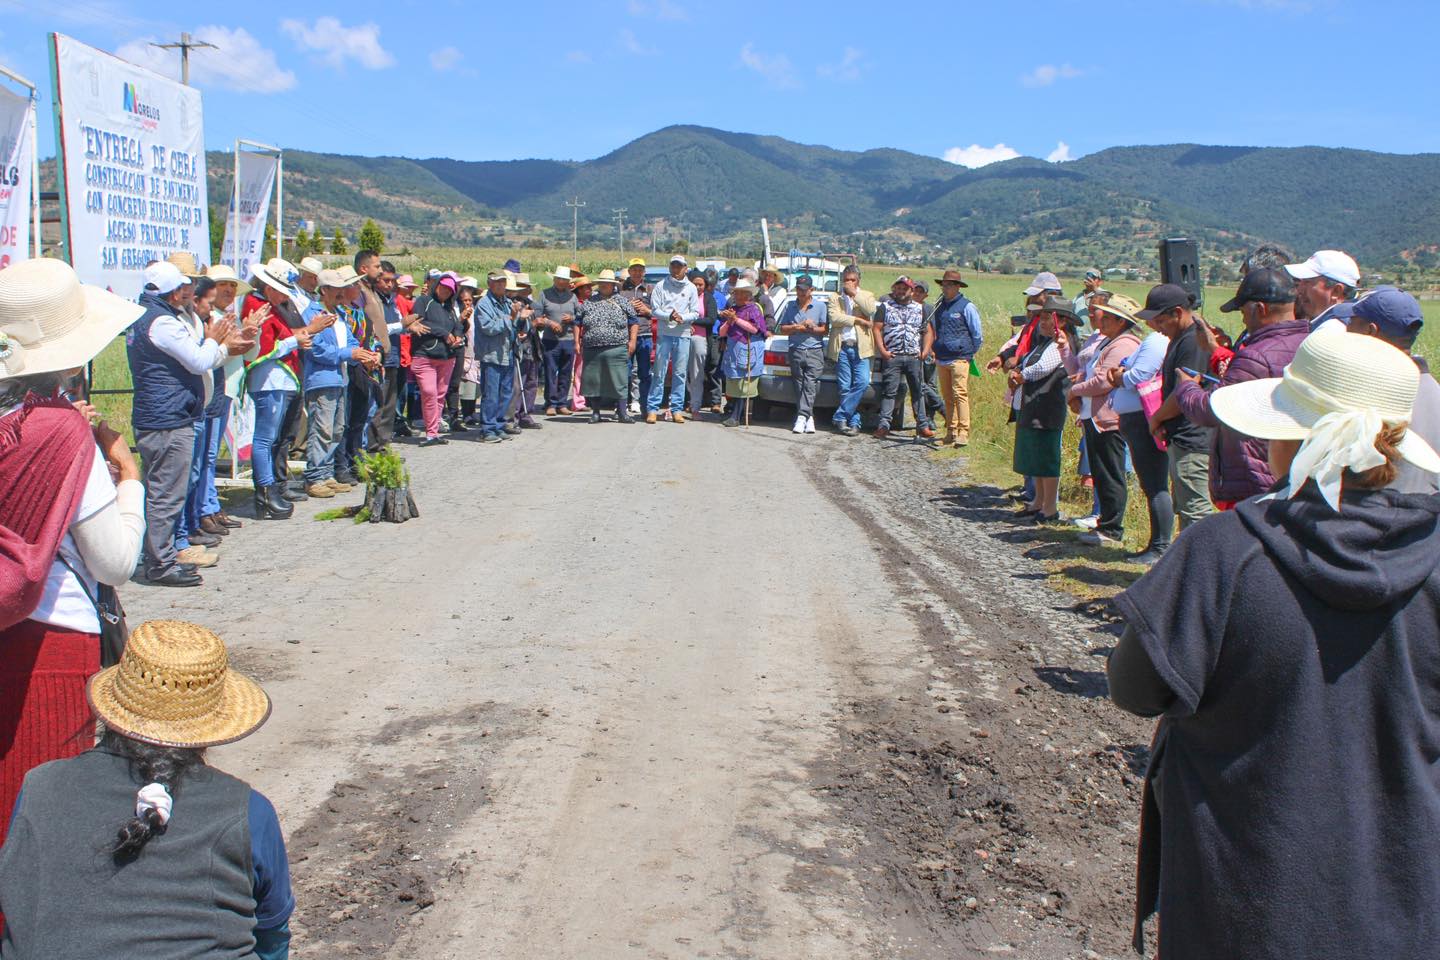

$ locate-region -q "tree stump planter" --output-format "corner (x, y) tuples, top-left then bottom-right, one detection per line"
(364, 484), (420, 523)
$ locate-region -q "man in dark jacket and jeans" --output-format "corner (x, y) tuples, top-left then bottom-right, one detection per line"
(1170, 268), (1309, 508)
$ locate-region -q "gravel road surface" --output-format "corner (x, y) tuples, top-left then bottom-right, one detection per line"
(125, 414), (1153, 959)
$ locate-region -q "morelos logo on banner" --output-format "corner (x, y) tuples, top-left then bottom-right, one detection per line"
(220, 150), (278, 281)
(48, 33), (209, 298)
(0, 85), (34, 271)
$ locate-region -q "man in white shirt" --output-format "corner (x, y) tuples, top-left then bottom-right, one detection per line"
(641, 255), (700, 423)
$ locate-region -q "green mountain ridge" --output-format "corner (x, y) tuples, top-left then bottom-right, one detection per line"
(45, 125), (1440, 271)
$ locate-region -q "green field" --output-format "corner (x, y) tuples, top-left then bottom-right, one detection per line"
(89, 246), (1438, 594)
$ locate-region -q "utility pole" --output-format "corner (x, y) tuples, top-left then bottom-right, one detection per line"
(565, 197), (585, 256)
(612, 208), (627, 257)
(149, 32), (218, 85)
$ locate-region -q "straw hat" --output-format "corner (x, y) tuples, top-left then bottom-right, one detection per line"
(1092, 293), (1142, 326)
(1211, 330), (1438, 456)
(730, 278), (755, 294)
(0, 258), (144, 380)
(166, 251), (200, 278)
(88, 620), (271, 749)
(570, 273), (592, 288)
(503, 271), (524, 293)
(552, 265), (572, 281)
(591, 268), (621, 286)
(514, 272), (533, 289)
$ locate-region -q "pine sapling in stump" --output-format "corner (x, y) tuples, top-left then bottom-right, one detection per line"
(357, 450), (416, 524)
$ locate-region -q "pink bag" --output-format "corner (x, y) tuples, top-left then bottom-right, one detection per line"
(1136, 375), (1167, 451)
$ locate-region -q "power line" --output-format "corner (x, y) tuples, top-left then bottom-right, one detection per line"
(612, 208), (627, 257)
(148, 32), (218, 86)
(565, 196), (586, 256)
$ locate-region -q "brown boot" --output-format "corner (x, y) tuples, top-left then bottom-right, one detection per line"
(199, 514), (230, 537)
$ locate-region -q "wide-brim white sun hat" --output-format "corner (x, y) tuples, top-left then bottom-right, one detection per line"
(0, 258), (145, 380)
(1210, 329), (1440, 476)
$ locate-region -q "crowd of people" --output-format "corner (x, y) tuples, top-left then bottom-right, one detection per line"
(0, 230), (1436, 957)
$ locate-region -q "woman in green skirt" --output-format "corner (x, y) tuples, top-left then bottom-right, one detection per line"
(718, 280), (770, 427)
(574, 269), (639, 423)
(1008, 297), (1079, 522)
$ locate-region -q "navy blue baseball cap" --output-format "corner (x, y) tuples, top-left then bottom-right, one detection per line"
(1352, 286), (1423, 342)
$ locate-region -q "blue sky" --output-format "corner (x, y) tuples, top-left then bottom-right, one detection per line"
(1, 0), (1436, 168)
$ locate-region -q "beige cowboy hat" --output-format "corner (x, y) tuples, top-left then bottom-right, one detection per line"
(730, 278), (756, 294)
(552, 265), (573, 281)
(88, 620), (272, 749)
(591, 268), (622, 286)
(513, 272), (533, 289)
(204, 264), (252, 300)
(166, 251), (201, 278)
(318, 267), (361, 289)
(570, 273), (592, 288)
(250, 257), (298, 294)
(1091, 293), (1142, 326)
(298, 256), (324, 277)
(503, 271), (525, 293)
(0, 258), (144, 380)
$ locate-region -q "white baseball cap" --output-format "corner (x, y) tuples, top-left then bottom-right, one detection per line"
(143, 261), (192, 295)
(1285, 250), (1359, 288)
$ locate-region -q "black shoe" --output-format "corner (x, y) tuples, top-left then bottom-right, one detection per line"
(282, 488), (308, 502)
(187, 530), (221, 547)
(447, 419), (470, 434)
(419, 436), (449, 447)
(590, 410), (603, 424)
(723, 418), (740, 428)
(616, 410), (635, 424)
(255, 485), (294, 520)
(518, 417), (542, 430)
(394, 421), (414, 437)
(503, 423), (522, 435)
(1126, 548), (1166, 566)
(334, 471), (359, 487)
(148, 566), (203, 587)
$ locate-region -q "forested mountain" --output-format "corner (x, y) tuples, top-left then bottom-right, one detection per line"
(49, 125), (1440, 271)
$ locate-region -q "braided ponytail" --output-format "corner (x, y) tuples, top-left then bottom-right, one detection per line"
(103, 730), (206, 862)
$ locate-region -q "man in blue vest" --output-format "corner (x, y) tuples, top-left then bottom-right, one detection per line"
(927, 269), (984, 447)
(127, 262), (253, 587)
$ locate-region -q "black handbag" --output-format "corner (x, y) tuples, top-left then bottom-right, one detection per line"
(57, 554), (128, 667)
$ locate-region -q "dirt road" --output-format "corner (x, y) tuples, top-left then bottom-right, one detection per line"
(126, 416), (1152, 959)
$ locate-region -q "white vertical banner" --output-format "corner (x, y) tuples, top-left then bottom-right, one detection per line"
(49, 33), (209, 298)
(0, 85), (34, 271)
(220, 147), (278, 281)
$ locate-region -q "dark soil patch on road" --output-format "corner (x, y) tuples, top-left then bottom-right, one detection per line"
(285, 703), (516, 955)
(800, 438), (1155, 958)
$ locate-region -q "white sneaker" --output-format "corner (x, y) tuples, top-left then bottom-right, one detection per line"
(792, 415), (806, 434)
(1073, 514), (1099, 530)
(803, 416), (816, 434)
(1078, 529), (1118, 546)
(628, 402), (640, 415)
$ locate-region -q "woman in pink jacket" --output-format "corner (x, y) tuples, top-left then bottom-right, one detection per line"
(1064, 296), (1142, 546)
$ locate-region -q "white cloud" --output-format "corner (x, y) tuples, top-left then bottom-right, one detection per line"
(619, 28), (655, 56)
(943, 143), (1021, 168)
(817, 47), (865, 81)
(566, 50), (592, 64)
(739, 43), (798, 90)
(1020, 63), (1084, 88)
(116, 25), (296, 94)
(429, 46), (461, 72)
(1046, 141), (1073, 163)
(281, 17), (394, 70)
(627, 0), (689, 19)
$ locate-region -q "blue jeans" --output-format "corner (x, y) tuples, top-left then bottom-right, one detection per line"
(174, 420), (205, 551)
(183, 397), (230, 533)
(251, 389), (294, 486)
(647, 335), (691, 413)
(833, 344), (870, 428)
(303, 387), (345, 485)
(630, 336), (653, 413)
(480, 361), (514, 436)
